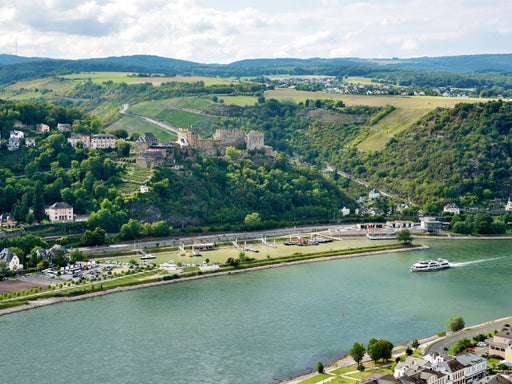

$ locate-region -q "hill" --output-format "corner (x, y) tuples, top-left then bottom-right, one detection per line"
(333, 100), (512, 209)
(3, 54), (512, 87)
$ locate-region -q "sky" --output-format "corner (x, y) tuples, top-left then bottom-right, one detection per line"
(1, 0), (511, 63)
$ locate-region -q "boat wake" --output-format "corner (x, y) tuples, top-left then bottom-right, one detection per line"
(450, 257), (502, 267)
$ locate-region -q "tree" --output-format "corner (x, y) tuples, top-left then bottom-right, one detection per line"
(350, 342), (366, 365)
(412, 339), (419, 349)
(397, 229), (413, 245)
(367, 339), (383, 364)
(447, 316), (465, 332)
(0, 261), (9, 280)
(244, 212), (262, 230)
(33, 181), (46, 222)
(70, 249), (86, 262)
(316, 361), (324, 374)
(367, 338), (393, 363)
(116, 140), (131, 157)
(225, 146), (241, 160)
(52, 249), (69, 268)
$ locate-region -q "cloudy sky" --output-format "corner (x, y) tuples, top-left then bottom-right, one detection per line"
(1, 0), (511, 63)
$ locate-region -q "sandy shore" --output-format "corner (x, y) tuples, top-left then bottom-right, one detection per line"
(0, 245), (428, 317)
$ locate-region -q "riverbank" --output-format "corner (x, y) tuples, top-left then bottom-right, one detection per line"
(0, 245), (428, 317)
(280, 315), (512, 384)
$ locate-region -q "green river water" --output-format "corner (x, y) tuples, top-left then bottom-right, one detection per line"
(1, 239), (511, 384)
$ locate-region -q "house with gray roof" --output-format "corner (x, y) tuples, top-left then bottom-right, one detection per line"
(136, 132), (159, 143)
(45, 202), (74, 223)
(454, 353), (486, 382)
(0, 248), (22, 272)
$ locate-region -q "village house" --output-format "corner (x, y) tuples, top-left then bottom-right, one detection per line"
(0, 248), (22, 272)
(25, 138), (36, 147)
(420, 217), (443, 233)
(67, 133), (91, 148)
(475, 374), (512, 384)
(140, 185), (149, 193)
(0, 213), (17, 228)
(404, 368), (447, 384)
(135, 139), (176, 168)
(91, 134), (116, 149)
(362, 373), (401, 384)
(487, 329), (512, 359)
(36, 123), (50, 133)
(505, 199), (512, 212)
(394, 356), (430, 378)
(340, 207), (350, 216)
(436, 359), (467, 384)
(136, 132), (159, 143)
(8, 130), (24, 151)
(45, 202), (74, 223)
(454, 353), (487, 383)
(443, 204), (461, 214)
(369, 189), (381, 200)
(57, 123), (72, 132)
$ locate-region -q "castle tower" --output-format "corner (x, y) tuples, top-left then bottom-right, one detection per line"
(245, 130), (264, 150)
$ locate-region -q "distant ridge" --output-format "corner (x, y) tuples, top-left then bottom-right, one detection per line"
(1, 53), (512, 85)
(0, 54), (50, 66)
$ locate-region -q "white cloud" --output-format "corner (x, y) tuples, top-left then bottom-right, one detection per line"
(0, 0), (511, 62)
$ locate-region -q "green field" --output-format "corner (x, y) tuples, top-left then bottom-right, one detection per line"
(155, 109), (212, 129)
(106, 114), (176, 142)
(265, 89), (487, 108)
(221, 95), (259, 106)
(130, 98), (206, 115)
(357, 107), (431, 151)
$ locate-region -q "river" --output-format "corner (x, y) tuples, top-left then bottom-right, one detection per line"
(1, 239), (511, 384)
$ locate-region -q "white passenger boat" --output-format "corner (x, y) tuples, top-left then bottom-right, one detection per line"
(410, 258), (450, 272)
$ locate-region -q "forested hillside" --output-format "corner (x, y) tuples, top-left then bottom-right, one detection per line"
(0, 99), (355, 234)
(135, 156), (355, 227)
(335, 100), (512, 209)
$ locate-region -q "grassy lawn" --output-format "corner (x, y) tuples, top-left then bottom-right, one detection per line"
(330, 377), (359, 384)
(298, 373), (333, 384)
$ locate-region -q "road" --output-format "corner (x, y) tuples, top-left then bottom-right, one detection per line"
(426, 316), (512, 355)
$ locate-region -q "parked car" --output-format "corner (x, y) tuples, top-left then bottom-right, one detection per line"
(477, 342), (486, 347)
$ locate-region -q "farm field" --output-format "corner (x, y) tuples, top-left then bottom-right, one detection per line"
(62, 73), (239, 86)
(265, 89), (487, 108)
(220, 95), (259, 106)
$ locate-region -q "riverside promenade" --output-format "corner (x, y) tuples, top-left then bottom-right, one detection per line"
(281, 315), (512, 384)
